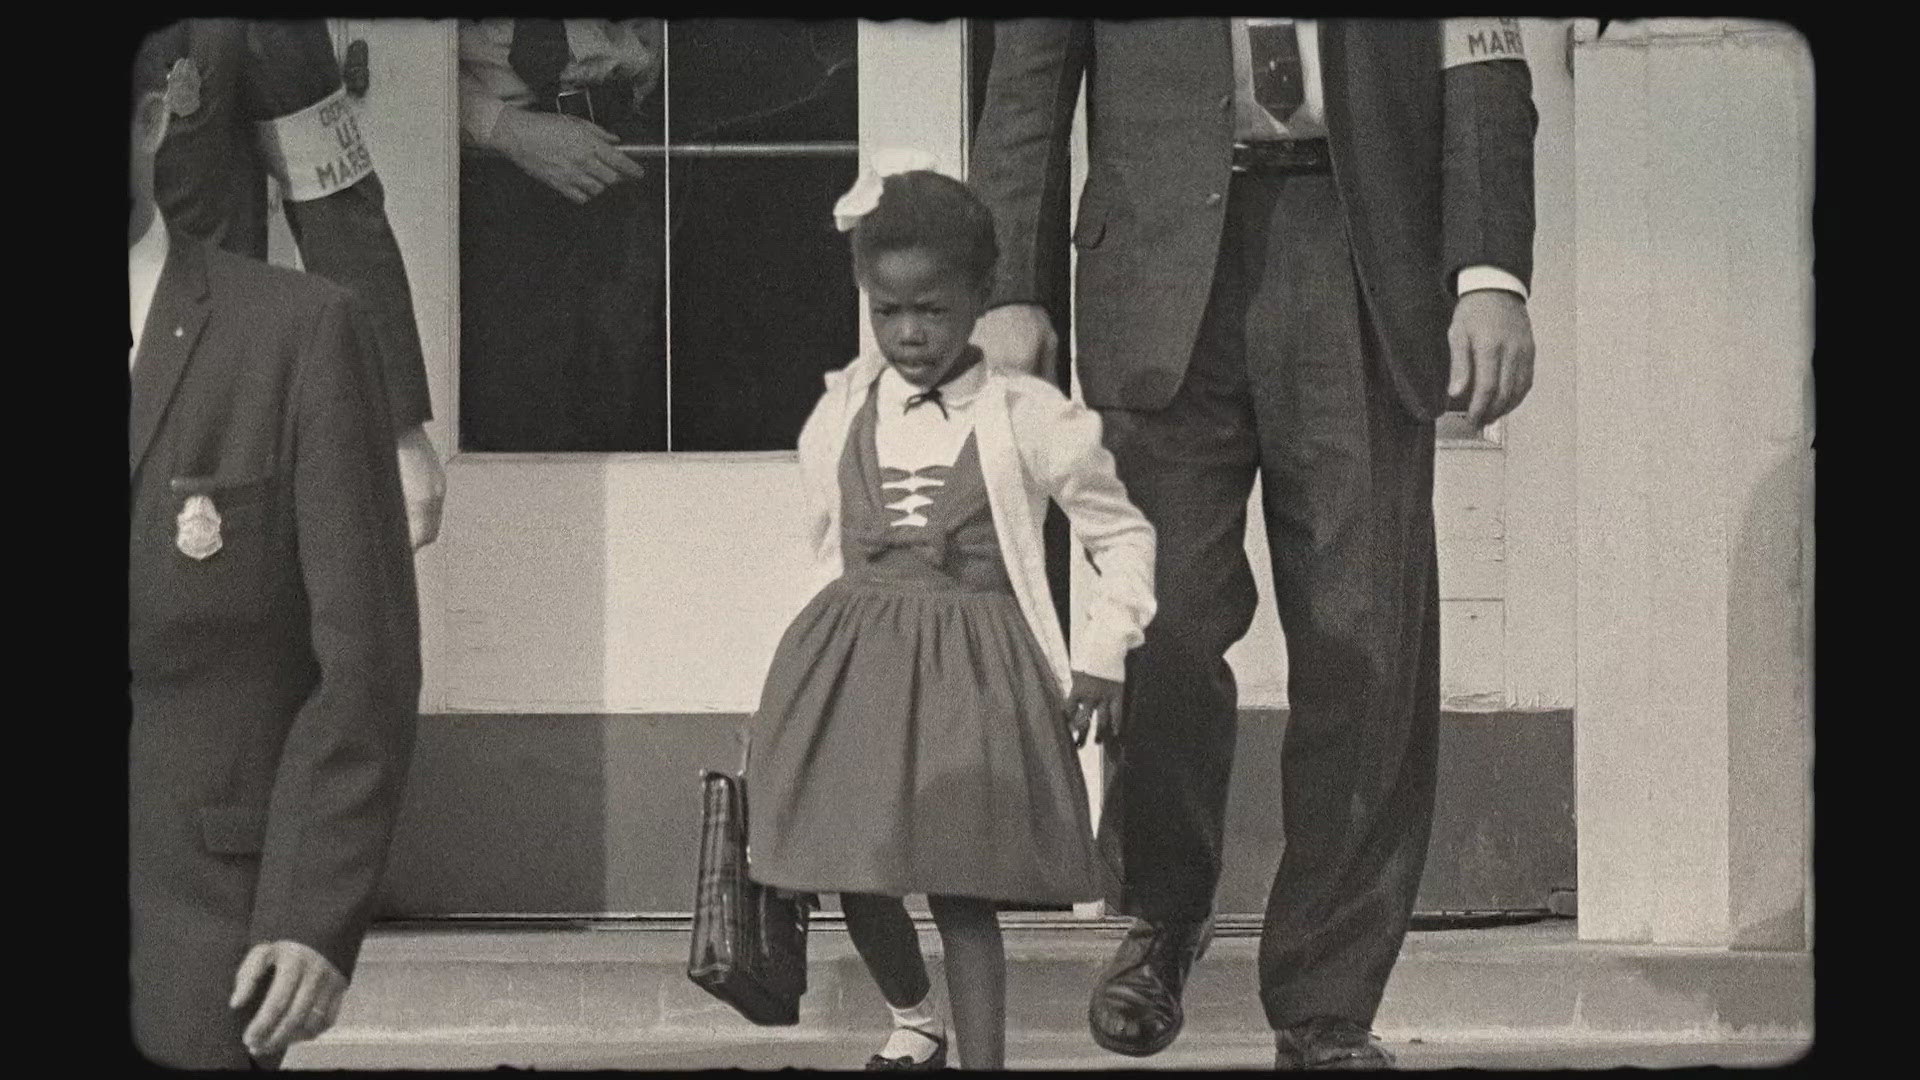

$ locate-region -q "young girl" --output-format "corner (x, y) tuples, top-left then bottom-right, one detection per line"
(744, 151), (1157, 1071)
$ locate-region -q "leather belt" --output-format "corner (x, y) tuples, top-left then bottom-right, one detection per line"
(1230, 138), (1331, 175)
(528, 83), (636, 127)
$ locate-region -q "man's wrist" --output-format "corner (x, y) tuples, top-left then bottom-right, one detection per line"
(479, 104), (530, 154)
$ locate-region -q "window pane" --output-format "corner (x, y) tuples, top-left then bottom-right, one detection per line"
(667, 154), (859, 451)
(458, 18), (859, 454)
(665, 19), (857, 143)
(663, 18), (859, 452)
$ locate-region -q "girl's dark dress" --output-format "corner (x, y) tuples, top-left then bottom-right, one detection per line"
(746, 385), (1101, 904)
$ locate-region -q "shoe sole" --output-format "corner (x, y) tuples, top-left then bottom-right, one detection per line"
(1088, 1008), (1184, 1058)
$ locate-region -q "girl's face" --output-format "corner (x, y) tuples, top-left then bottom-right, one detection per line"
(861, 247), (987, 388)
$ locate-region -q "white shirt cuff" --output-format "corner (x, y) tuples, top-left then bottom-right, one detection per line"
(1456, 265), (1529, 300)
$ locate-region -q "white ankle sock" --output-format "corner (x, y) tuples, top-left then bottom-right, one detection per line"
(881, 995), (943, 1061)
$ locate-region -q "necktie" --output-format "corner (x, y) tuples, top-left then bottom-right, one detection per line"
(1248, 20), (1305, 125)
(508, 18), (571, 101)
(902, 350), (984, 421)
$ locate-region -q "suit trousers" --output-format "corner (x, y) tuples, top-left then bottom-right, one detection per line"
(1099, 171), (1441, 1029)
(458, 142), (665, 452)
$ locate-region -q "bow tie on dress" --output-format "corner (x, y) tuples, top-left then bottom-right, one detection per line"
(903, 386), (954, 419)
(846, 525), (1000, 570)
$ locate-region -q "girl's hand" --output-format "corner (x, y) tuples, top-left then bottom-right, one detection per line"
(1065, 671), (1124, 748)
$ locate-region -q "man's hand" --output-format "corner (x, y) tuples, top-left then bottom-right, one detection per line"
(1065, 670), (1124, 748)
(230, 940), (347, 1060)
(487, 107), (645, 204)
(971, 303), (1057, 382)
(395, 424), (446, 551)
(1446, 289), (1536, 429)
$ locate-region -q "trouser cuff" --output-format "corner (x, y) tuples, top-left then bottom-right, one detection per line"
(1261, 982), (1384, 1031)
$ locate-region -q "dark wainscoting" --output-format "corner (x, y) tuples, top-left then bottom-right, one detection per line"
(375, 709), (1574, 919)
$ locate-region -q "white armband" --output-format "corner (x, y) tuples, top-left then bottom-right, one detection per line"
(255, 87), (377, 203)
(1442, 17), (1529, 68)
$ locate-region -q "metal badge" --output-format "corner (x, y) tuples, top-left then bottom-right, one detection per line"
(175, 494), (223, 560)
(343, 39), (370, 97)
(165, 57), (201, 118)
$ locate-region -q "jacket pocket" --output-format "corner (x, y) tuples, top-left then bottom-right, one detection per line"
(170, 464), (277, 510)
(199, 805), (268, 855)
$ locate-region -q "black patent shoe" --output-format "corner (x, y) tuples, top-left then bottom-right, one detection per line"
(1273, 1017), (1396, 1070)
(865, 1026), (948, 1071)
(1087, 915), (1215, 1057)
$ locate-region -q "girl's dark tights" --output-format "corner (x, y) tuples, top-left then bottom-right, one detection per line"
(841, 891), (1006, 1070)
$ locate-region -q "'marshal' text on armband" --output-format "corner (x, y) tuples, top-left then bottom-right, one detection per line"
(1442, 17), (1529, 69)
(255, 87), (376, 203)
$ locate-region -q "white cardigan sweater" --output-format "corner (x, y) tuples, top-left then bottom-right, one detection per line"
(796, 352), (1157, 695)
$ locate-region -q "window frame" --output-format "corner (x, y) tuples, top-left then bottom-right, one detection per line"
(450, 18), (864, 459)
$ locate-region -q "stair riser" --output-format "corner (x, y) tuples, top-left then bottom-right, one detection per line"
(326, 952), (1810, 1042)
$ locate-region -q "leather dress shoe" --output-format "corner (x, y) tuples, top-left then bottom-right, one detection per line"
(1087, 916), (1215, 1056)
(865, 1026), (947, 1071)
(1273, 1017), (1395, 1070)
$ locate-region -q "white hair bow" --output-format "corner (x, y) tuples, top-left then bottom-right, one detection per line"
(832, 147), (945, 232)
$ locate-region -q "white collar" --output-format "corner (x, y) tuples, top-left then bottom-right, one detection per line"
(130, 209), (169, 361)
(876, 356), (987, 415)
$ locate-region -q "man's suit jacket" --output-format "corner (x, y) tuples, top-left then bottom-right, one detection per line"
(148, 18), (434, 433)
(968, 18), (1538, 419)
(129, 235), (419, 1061)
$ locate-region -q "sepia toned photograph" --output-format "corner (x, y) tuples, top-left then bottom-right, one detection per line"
(127, 17), (1814, 1070)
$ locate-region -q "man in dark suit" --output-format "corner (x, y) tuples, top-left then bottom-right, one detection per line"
(129, 39), (421, 1069)
(146, 18), (446, 549)
(457, 18), (663, 452)
(969, 18), (1538, 1068)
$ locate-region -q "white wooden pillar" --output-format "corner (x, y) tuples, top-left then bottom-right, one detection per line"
(1572, 19), (1813, 948)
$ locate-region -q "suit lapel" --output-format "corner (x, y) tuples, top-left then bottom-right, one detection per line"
(130, 234), (210, 481)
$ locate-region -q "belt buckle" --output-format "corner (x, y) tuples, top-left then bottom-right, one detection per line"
(555, 87), (595, 124)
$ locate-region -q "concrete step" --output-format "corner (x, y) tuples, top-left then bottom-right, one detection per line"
(308, 919), (1810, 1049)
(289, 1033), (1811, 1072)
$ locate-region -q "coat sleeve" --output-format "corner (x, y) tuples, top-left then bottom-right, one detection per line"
(1014, 381), (1156, 683)
(248, 289), (422, 979)
(966, 19), (1092, 311)
(242, 19), (435, 432)
(1439, 23), (1539, 291)
(793, 379), (839, 559)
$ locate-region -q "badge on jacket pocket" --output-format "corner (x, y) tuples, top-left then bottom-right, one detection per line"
(175, 494), (223, 560)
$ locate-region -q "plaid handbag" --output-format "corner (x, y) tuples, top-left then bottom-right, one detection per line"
(686, 765), (814, 1025)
